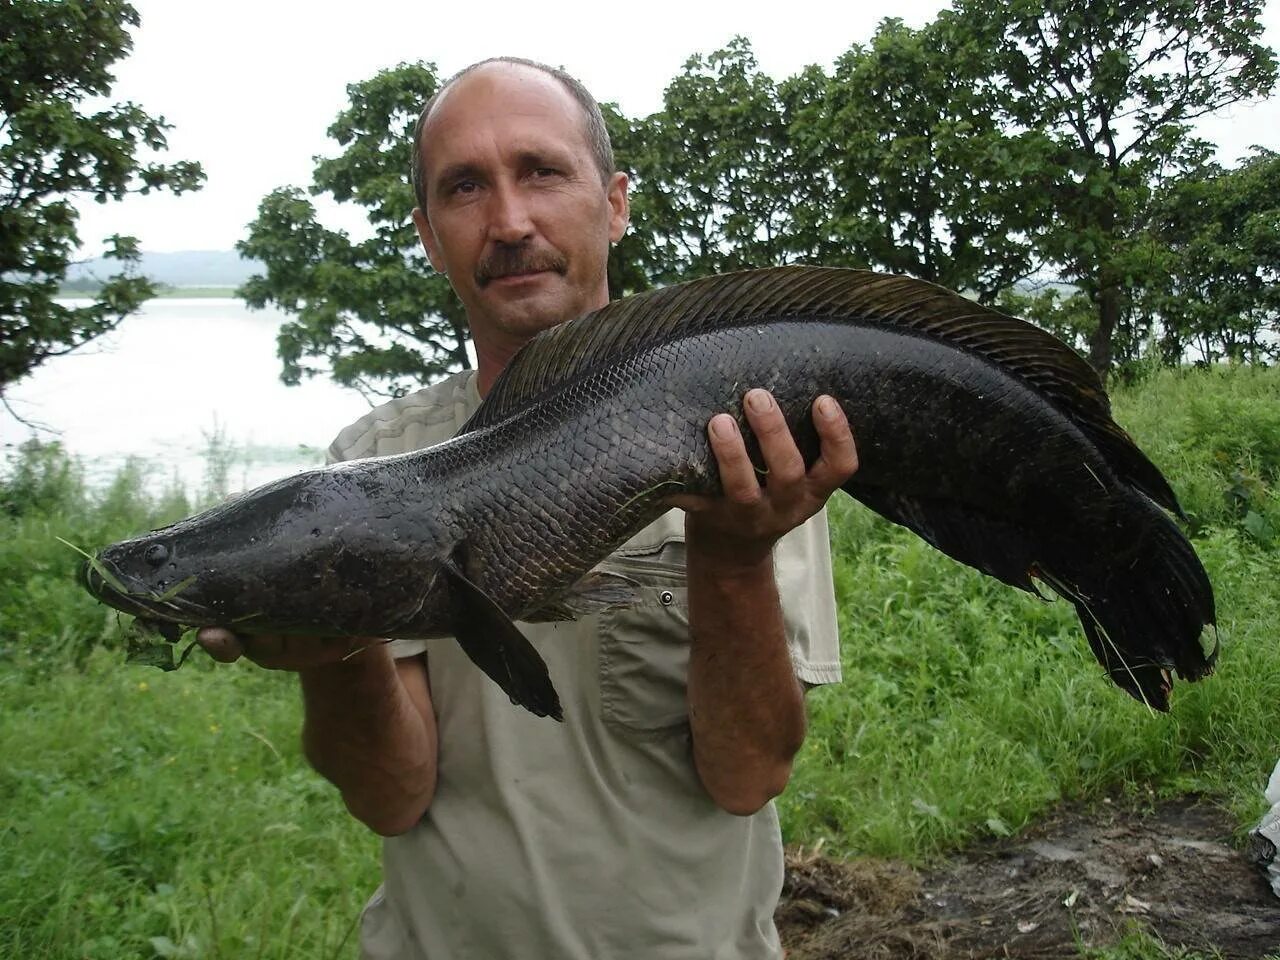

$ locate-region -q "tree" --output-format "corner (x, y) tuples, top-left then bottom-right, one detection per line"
(624, 39), (815, 284)
(953, 0), (1277, 379)
(599, 102), (656, 300)
(791, 17), (1049, 301)
(1142, 149), (1280, 364)
(239, 63), (471, 400)
(0, 0), (203, 398)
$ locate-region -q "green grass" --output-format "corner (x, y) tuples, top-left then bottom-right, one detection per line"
(0, 651), (377, 958)
(2, 364), (1278, 957)
(0, 442), (371, 956)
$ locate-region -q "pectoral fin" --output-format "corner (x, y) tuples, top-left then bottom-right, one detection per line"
(524, 570), (641, 623)
(443, 558), (563, 721)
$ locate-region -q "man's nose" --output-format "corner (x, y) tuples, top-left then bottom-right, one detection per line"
(486, 181), (535, 244)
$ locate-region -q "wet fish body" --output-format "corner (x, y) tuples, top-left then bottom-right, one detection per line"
(83, 268), (1217, 718)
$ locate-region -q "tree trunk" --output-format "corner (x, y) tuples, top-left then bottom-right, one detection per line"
(1089, 282), (1118, 386)
(1088, 191), (1119, 385)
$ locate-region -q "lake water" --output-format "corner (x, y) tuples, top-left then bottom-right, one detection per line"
(1, 299), (376, 495)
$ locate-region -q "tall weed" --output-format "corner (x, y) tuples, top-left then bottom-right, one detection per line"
(1112, 365), (1280, 544)
(0, 442), (190, 666)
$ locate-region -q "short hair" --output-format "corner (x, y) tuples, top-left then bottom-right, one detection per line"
(410, 56), (616, 211)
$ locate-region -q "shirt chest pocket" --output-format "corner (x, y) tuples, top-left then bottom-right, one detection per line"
(597, 542), (691, 735)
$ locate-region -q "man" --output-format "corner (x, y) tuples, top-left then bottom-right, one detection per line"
(201, 57), (857, 958)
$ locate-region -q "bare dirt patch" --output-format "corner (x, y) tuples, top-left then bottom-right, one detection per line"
(777, 797), (1279, 959)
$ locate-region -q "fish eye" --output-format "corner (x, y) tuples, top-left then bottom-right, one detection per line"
(144, 542), (169, 567)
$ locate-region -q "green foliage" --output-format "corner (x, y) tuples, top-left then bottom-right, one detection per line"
(1082, 928), (1231, 960)
(623, 38), (810, 282)
(790, 17), (1046, 299)
(0, 0), (204, 394)
(598, 103), (656, 300)
(0, 648), (376, 958)
(244, 15), (1276, 390)
(947, 0), (1277, 377)
(1110, 365), (1280, 545)
(0, 437), (87, 517)
(238, 62), (470, 400)
(1141, 149), (1280, 366)
(0, 441), (190, 667)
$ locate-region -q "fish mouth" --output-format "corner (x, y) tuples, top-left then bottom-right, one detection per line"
(80, 558), (209, 626)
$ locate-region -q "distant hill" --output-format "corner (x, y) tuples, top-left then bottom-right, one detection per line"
(65, 250), (261, 288)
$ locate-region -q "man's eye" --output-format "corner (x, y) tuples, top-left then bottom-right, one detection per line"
(453, 180), (477, 194)
(532, 167), (559, 179)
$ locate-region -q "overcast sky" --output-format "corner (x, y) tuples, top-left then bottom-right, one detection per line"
(72, 0), (1280, 256)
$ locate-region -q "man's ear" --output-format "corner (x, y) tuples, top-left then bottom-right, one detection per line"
(606, 172), (629, 244)
(412, 207), (446, 273)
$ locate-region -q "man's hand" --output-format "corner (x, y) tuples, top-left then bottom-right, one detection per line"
(197, 627), (374, 673)
(669, 388), (858, 566)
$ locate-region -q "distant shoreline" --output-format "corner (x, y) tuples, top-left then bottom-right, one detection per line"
(56, 285), (239, 300)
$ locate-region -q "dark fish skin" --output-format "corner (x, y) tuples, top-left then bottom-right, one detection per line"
(83, 267), (1216, 715)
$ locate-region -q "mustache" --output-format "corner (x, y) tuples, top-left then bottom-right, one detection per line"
(475, 246), (568, 287)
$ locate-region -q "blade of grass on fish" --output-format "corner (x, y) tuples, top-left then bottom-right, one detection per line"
(1041, 566), (1159, 717)
(1082, 461), (1108, 495)
(341, 638), (390, 662)
(151, 575), (197, 603)
(55, 536), (131, 596)
(613, 479), (687, 517)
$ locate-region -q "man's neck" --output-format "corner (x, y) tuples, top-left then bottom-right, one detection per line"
(474, 345), (522, 398)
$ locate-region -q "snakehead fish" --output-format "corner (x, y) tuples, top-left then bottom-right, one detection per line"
(80, 267), (1217, 720)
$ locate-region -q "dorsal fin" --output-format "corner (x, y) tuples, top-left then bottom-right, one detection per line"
(461, 267), (1180, 514)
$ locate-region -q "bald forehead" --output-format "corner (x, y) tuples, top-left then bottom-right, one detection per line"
(424, 62), (583, 138)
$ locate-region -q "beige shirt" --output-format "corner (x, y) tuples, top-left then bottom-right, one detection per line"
(329, 370), (842, 960)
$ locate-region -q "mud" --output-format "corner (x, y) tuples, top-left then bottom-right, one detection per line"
(777, 797), (1279, 959)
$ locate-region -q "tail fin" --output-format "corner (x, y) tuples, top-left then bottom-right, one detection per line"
(847, 482), (1216, 711)
(1035, 493), (1217, 711)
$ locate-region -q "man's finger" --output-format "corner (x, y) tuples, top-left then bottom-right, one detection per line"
(807, 395), (859, 493)
(743, 389), (805, 486)
(242, 633), (288, 664)
(708, 413), (762, 505)
(197, 626), (243, 663)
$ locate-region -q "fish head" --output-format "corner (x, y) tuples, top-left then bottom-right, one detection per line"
(82, 467), (453, 636)
(82, 473), (323, 629)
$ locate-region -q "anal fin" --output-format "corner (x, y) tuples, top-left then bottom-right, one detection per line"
(847, 482), (1040, 593)
(524, 570), (641, 623)
(443, 556), (563, 721)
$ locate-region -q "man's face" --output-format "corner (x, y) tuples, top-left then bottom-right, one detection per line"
(413, 64), (629, 353)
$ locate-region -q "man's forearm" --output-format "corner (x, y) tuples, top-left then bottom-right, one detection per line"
(299, 646), (437, 836)
(685, 549), (807, 816)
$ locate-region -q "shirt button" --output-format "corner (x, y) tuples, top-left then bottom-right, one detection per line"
(659, 590), (675, 606)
